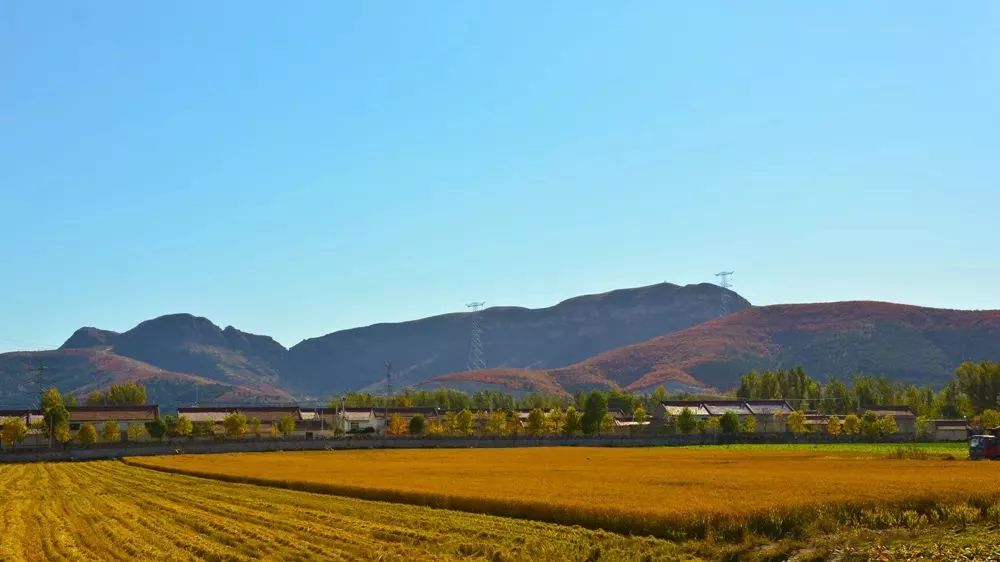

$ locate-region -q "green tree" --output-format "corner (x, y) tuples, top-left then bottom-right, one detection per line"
(704, 416), (721, 434)
(485, 411), (508, 436)
(826, 415), (842, 436)
(676, 407), (698, 434)
(278, 414), (297, 436)
(269, 424), (280, 438)
(877, 415), (898, 436)
(719, 412), (740, 433)
(860, 411), (880, 437)
(248, 417), (262, 437)
(77, 422), (98, 445)
(175, 416), (193, 438)
(976, 409), (1000, 429)
(633, 405), (648, 426)
(127, 423), (146, 441)
(222, 412), (248, 438)
(955, 361), (1000, 413)
(146, 416), (168, 441)
(526, 408), (546, 437)
(787, 411), (807, 434)
(101, 420), (119, 442)
(562, 406), (581, 435)
(546, 408), (565, 435)
(455, 409), (475, 436)
(601, 412), (616, 434)
(1, 417), (28, 449)
(192, 421), (215, 437)
(52, 421), (71, 446)
(843, 414), (861, 435)
(581, 391), (608, 435)
(408, 414), (426, 435)
(740, 415), (757, 433)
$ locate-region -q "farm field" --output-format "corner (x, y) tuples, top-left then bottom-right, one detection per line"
(0, 460), (681, 561)
(128, 445), (1000, 540)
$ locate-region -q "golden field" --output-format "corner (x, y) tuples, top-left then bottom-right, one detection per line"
(0, 460), (680, 561)
(128, 446), (1000, 539)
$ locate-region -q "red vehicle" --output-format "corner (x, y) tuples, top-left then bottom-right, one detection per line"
(970, 433), (1000, 460)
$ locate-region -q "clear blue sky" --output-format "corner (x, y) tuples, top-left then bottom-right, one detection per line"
(2, 2), (998, 352)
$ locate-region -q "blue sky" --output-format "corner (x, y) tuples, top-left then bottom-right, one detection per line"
(2, 2), (998, 352)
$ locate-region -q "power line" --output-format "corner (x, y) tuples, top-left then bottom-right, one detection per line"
(466, 302), (486, 371)
(714, 271), (734, 317)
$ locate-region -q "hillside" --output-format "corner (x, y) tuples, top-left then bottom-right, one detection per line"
(546, 301), (1000, 392)
(0, 348), (292, 410)
(283, 282), (749, 395)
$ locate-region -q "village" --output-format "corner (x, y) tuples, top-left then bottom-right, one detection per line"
(0, 398), (972, 450)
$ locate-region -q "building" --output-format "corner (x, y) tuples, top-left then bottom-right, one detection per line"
(929, 419), (970, 441)
(659, 400), (795, 432)
(67, 405), (159, 431)
(0, 409), (44, 428)
(333, 409), (381, 433)
(864, 406), (917, 435)
(176, 406), (302, 431)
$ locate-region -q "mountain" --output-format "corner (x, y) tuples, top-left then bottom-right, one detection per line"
(282, 282), (749, 395)
(494, 301), (999, 394)
(0, 348), (292, 411)
(108, 313), (287, 388)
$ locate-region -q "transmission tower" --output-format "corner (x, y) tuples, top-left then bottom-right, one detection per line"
(466, 302), (486, 371)
(715, 271), (735, 317)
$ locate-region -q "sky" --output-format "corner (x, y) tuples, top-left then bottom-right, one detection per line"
(2, 2), (998, 352)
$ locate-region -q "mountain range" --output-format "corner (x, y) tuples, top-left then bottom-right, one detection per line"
(1, 282), (997, 409)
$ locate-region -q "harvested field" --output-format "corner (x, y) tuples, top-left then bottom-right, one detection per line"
(129, 445), (1000, 540)
(0, 460), (679, 561)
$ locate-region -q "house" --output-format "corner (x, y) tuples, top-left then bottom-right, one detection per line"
(659, 400), (795, 432)
(333, 409), (381, 433)
(176, 406), (302, 431)
(864, 406), (917, 435)
(0, 409), (44, 428)
(929, 419), (970, 441)
(67, 405), (159, 431)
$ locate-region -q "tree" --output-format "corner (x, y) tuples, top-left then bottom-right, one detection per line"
(222, 412), (248, 438)
(102, 420), (119, 442)
(719, 412), (740, 433)
(408, 414), (426, 435)
(955, 361), (1000, 413)
(546, 408), (565, 435)
(633, 405), (648, 426)
(455, 409), (475, 436)
(248, 417), (262, 437)
(40, 387), (70, 447)
(526, 408), (546, 437)
(704, 417), (721, 434)
(860, 411), (880, 438)
(278, 414), (297, 436)
(601, 412), (616, 434)
(146, 416), (168, 441)
(427, 419), (444, 435)
(843, 414), (861, 435)
(1, 417), (28, 449)
(676, 407), (698, 434)
(77, 422), (98, 445)
(976, 409), (1000, 429)
(787, 411), (807, 434)
(826, 415), (842, 436)
(53, 421), (71, 446)
(877, 415), (898, 436)
(581, 391), (608, 435)
(562, 407), (581, 435)
(387, 413), (407, 436)
(269, 424), (280, 438)
(87, 382), (147, 406)
(192, 421), (215, 437)
(740, 415), (757, 433)
(485, 411), (507, 436)
(127, 423), (146, 441)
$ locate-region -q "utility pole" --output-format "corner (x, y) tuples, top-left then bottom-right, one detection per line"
(384, 361), (392, 435)
(714, 271), (735, 317)
(466, 302), (486, 371)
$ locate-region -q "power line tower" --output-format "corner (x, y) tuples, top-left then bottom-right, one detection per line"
(384, 361), (392, 431)
(466, 302), (486, 371)
(714, 271), (735, 317)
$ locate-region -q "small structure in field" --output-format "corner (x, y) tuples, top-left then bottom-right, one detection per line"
(928, 419), (970, 441)
(864, 406), (917, 436)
